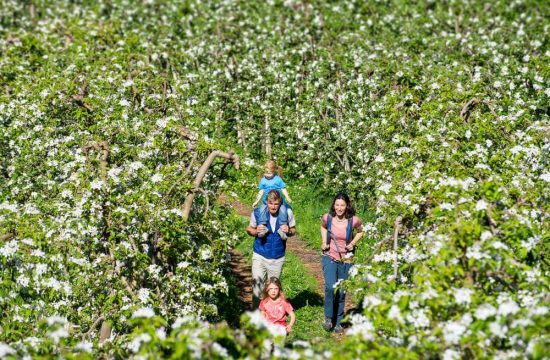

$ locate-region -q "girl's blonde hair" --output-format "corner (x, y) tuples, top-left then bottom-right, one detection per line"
(264, 160), (282, 177)
(261, 277), (286, 300)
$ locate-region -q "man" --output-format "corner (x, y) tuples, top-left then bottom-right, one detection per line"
(246, 189), (296, 308)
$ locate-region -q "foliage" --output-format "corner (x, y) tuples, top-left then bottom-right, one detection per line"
(1, 0), (548, 358)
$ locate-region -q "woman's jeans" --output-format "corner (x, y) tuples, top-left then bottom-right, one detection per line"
(322, 255), (352, 326)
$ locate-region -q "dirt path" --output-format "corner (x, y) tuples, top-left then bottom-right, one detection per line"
(228, 248), (252, 310)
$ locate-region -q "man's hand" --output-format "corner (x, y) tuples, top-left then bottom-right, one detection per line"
(257, 224), (267, 234)
(279, 224), (289, 233)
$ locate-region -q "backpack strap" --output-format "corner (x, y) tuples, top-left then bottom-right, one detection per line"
(345, 217), (353, 245)
(326, 215), (332, 246)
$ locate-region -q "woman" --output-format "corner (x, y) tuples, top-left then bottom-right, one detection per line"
(320, 192), (364, 333)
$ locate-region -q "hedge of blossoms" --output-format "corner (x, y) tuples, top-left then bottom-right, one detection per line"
(1, 0), (548, 358)
(0, 0), (248, 357)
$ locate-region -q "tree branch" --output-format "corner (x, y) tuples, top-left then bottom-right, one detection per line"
(182, 150), (239, 220)
(460, 98), (496, 122)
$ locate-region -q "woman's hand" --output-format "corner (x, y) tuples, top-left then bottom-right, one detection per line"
(345, 243), (355, 252)
(321, 243), (330, 251)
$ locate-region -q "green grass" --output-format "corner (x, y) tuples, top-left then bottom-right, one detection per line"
(282, 252), (337, 347)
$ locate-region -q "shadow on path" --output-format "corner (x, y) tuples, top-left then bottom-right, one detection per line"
(288, 289), (324, 311)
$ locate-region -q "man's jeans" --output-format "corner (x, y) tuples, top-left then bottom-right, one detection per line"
(258, 203), (289, 226)
(322, 255), (352, 326)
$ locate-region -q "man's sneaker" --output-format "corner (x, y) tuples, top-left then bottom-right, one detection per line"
(277, 228), (288, 240)
(333, 324), (344, 334)
(323, 317), (332, 331)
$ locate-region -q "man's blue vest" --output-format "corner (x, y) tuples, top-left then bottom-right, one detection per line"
(253, 208), (286, 259)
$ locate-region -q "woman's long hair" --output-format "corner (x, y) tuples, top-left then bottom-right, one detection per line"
(329, 192), (356, 219)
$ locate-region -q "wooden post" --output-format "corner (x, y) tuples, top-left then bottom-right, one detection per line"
(99, 321), (111, 344)
(264, 115), (272, 157)
(393, 216), (402, 280)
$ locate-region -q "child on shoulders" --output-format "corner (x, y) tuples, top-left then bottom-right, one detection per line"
(252, 160), (293, 239)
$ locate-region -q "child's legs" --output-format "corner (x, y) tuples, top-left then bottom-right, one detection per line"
(258, 203), (269, 225)
(278, 204), (289, 225)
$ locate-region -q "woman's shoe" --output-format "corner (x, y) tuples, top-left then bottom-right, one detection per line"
(333, 324), (344, 334)
(323, 317), (332, 331)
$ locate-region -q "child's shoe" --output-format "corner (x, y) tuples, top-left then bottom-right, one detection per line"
(277, 228), (288, 240)
(257, 228), (268, 237)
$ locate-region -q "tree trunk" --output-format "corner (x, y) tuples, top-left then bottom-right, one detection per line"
(264, 115), (272, 157)
(393, 216), (402, 280)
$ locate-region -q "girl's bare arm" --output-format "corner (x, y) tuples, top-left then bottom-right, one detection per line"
(252, 190), (264, 207)
(281, 188), (292, 203)
(286, 310), (296, 333)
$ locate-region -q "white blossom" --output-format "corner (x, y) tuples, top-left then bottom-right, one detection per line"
(48, 327), (69, 344)
(138, 288), (150, 303)
(453, 288), (473, 305)
(151, 173), (163, 183)
(0, 240), (19, 258)
(475, 304), (497, 320)
(480, 231), (493, 241)
(347, 314), (374, 340)
(362, 295), (382, 309)
(498, 300), (520, 316)
(443, 321), (467, 345)
(0, 343), (16, 358)
(442, 349), (461, 360)
(475, 200), (488, 211)
(388, 305), (403, 323)
(127, 333), (152, 353)
(75, 341), (93, 353)
(132, 307), (155, 318)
